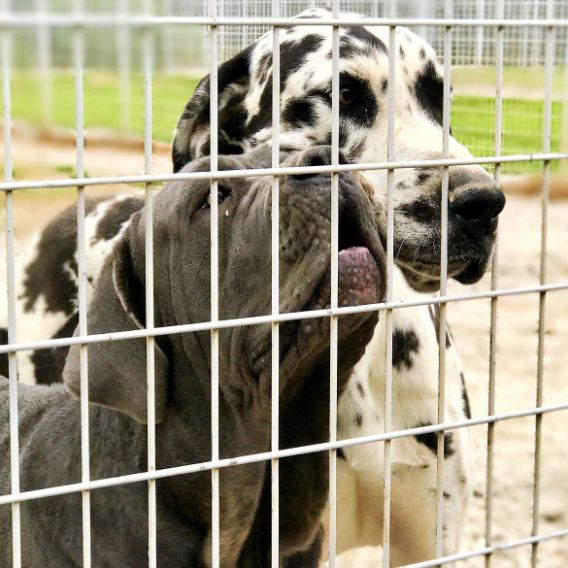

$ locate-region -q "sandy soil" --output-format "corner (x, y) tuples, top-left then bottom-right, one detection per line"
(1, 132), (567, 567)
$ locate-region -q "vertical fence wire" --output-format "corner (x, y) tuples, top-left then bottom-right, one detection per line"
(72, 0), (91, 564)
(270, 3), (280, 564)
(2, 0), (20, 565)
(435, 9), (453, 559)
(208, 0), (220, 564)
(36, 0), (52, 126)
(485, 2), (504, 565)
(117, 0), (131, 133)
(382, 22), (396, 568)
(0, 6), (567, 568)
(531, 2), (555, 565)
(327, 2), (340, 567)
(142, 1), (157, 565)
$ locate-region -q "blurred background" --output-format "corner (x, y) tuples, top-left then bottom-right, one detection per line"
(1, 1), (567, 566)
(3, 0), (568, 172)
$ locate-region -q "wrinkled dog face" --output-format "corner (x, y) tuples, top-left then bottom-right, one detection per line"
(173, 8), (505, 292)
(159, 147), (384, 400)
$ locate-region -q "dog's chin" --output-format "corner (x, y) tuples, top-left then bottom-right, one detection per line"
(255, 247), (382, 387)
(398, 254), (491, 293)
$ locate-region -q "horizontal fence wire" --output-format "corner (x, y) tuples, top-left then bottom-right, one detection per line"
(1, 15), (568, 28)
(405, 529), (568, 568)
(0, 153), (567, 193)
(1, 283), (567, 355)
(1, 7), (567, 568)
(1, 403), (567, 507)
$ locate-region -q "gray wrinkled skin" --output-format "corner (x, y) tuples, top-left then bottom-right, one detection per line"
(0, 146), (384, 567)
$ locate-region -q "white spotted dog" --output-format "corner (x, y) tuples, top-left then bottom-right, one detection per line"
(0, 8), (505, 565)
(0, 195), (142, 385)
(171, 10), (503, 562)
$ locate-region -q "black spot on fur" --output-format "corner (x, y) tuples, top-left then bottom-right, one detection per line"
(282, 98), (317, 128)
(356, 382), (365, 397)
(247, 35), (324, 134)
(399, 197), (438, 224)
(95, 197), (143, 242)
(172, 44), (254, 171)
(347, 138), (365, 160)
(419, 47), (426, 59)
(443, 491), (451, 500)
(381, 78), (388, 93)
(280, 35), (324, 86)
(32, 313), (78, 385)
(413, 60), (444, 126)
(338, 73), (378, 128)
(22, 198), (103, 317)
(414, 425), (455, 457)
(416, 171), (432, 185)
(0, 327), (8, 378)
(355, 413), (363, 427)
(341, 25), (387, 58)
(399, 45), (405, 59)
(392, 328), (420, 370)
(256, 51), (273, 82)
(460, 372), (472, 419)
(246, 74), (274, 135)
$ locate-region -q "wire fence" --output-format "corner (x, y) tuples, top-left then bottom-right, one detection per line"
(1, 1), (567, 567)
(3, 0), (568, 175)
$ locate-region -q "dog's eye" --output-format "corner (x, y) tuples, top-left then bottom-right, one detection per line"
(201, 185), (232, 210)
(339, 87), (356, 105)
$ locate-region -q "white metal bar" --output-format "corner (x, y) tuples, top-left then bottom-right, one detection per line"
(382, 23), (396, 568)
(2, 15), (568, 28)
(142, 1), (157, 565)
(327, 3), (339, 566)
(2, 0), (20, 561)
(162, 0), (174, 74)
(270, 4), (280, 564)
(485, 3), (504, 565)
(406, 529), (568, 568)
(475, 0), (485, 65)
(35, 0), (52, 125)
(435, 14), (452, 558)
(2, 152), (567, 192)
(208, 0), (220, 562)
(72, 0), (91, 564)
(2, 404), (568, 506)
(117, 0), (131, 132)
(531, 3), (555, 565)
(3, 282), (568, 356)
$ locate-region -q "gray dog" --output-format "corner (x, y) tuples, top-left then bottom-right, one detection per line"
(0, 146), (385, 567)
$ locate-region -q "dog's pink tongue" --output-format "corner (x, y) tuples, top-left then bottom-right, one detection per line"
(337, 246), (381, 307)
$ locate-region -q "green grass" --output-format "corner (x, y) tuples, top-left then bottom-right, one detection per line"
(452, 96), (564, 174)
(5, 69), (565, 174)
(453, 65), (568, 95)
(8, 71), (200, 143)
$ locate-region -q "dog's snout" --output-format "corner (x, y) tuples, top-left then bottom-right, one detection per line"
(290, 146), (348, 180)
(449, 170), (505, 225)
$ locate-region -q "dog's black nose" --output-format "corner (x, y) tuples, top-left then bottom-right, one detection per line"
(290, 146), (348, 179)
(449, 170), (505, 225)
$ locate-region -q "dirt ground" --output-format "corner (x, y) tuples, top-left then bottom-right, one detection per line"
(1, 131), (567, 567)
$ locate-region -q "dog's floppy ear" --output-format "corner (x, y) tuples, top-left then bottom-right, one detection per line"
(63, 226), (169, 424)
(172, 44), (253, 172)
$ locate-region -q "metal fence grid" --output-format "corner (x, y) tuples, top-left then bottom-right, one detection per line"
(1, 1), (568, 568)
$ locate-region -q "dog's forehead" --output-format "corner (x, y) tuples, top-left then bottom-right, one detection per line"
(250, 15), (443, 97)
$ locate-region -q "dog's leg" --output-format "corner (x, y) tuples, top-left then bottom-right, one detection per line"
(389, 430), (471, 567)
